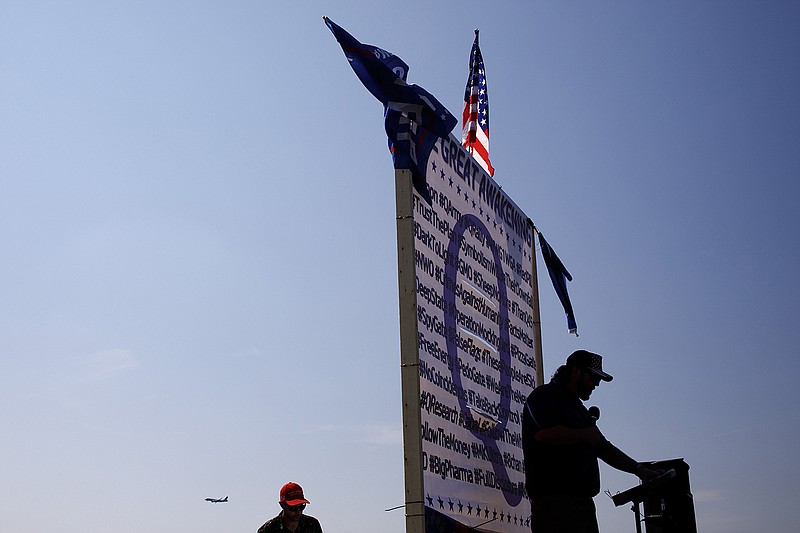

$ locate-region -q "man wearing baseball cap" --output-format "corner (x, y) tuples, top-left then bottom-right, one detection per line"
(521, 350), (661, 532)
(257, 482), (323, 533)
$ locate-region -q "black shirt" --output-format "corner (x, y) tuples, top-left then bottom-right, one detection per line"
(522, 379), (610, 498)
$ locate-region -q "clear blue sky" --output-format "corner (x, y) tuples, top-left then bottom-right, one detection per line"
(2, 1), (798, 532)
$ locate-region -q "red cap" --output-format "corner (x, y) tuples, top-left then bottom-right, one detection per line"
(279, 482), (310, 506)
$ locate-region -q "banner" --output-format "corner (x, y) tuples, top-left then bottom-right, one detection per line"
(409, 134), (538, 532)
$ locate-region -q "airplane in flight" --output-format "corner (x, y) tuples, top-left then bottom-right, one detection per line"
(205, 496), (228, 503)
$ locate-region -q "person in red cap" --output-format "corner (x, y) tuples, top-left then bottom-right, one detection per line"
(256, 482), (323, 533)
(521, 350), (661, 533)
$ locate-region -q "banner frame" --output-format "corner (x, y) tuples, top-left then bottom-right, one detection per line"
(529, 220), (545, 387)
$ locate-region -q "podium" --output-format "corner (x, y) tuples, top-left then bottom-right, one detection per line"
(611, 459), (697, 533)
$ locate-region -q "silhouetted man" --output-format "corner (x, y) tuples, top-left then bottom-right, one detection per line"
(522, 350), (660, 533)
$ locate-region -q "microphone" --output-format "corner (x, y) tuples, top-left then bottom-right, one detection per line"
(588, 406), (600, 421)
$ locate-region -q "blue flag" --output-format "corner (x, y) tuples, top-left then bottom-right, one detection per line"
(324, 17), (457, 201)
(383, 108), (438, 203)
(538, 231), (578, 335)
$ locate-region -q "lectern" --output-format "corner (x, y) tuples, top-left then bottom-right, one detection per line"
(611, 458), (697, 533)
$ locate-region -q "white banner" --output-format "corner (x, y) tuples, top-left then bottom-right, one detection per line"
(413, 135), (538, 532)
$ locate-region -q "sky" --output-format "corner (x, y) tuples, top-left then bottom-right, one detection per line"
(1, 1), (799, 532)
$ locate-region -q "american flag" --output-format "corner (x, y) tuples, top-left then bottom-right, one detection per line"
(462, 30), (494, 176)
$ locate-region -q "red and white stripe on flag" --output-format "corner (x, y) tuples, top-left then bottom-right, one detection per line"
(461, 30), (494, 177)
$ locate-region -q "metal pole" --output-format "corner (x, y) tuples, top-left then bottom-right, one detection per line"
(529, 221), (545, 386)
(633, 502), (643, 533)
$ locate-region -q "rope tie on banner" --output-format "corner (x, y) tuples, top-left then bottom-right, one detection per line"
(385, 500), (425, 512)
(384, 504), (405, 511)
(471, 516), (498, 529)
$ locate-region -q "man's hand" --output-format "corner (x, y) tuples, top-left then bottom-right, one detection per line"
(635, 463), (664, 482)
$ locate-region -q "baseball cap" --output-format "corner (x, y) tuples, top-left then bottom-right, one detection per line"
(566, 350), (613, 382)
(279, 482), (310, 506)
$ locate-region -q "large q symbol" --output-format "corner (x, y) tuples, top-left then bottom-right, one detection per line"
(443, 214), (520, 506)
